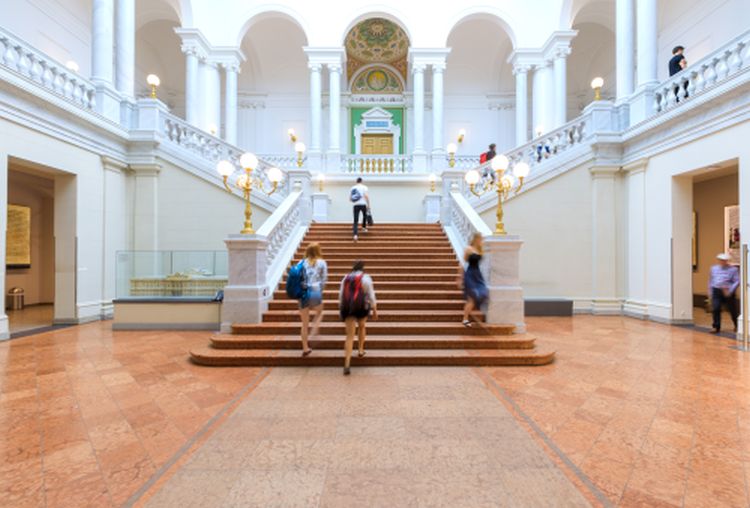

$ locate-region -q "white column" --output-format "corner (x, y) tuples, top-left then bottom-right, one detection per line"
(514, 64), (529, 145)
(531, 64), (550, 136)
(412, 63), (425, 154)
(224, 63), (239, 145)
(616, 0), (635, 99)
(636, 0), (658, 87)
(328, 63), (341, 154)
(431, 62), (445, 154)
(553, 48), (570, 127)
(202, 60), (221, 134)
(91, 0), (114, 85)
(115, 0), (135, 98)
(309, 63), (322, 153)
(183, 48), (199, 125)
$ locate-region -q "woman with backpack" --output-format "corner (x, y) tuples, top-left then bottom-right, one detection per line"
(298, 242), (327, 356)
(459, 233), (488, 327)
(339, 260), (377, 375)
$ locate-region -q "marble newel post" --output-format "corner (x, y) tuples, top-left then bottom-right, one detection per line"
(221, 235), (270, 331)
(484, 236), (526, 332)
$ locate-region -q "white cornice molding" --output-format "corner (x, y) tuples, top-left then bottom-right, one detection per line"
(408, 48), (451, 67)
(174, 28), (211, 60)
(507, 30), (577, 67)
(303, 47), (347, 66)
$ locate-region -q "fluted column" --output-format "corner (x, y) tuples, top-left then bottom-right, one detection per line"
(412, 63), (426, 154)
(553, 47), (570, 127)
(115, 0), (134, 98)
(513, 64), (530, 145)
(91, 0), (114, 85)
(636, 0), (658, 87)
(182, 47), (199, 125)
(309, 63), (322, 153)
(223, 63), (239, 144)
(616, 0), (635, 99)
(431, 62), (445, 154)
(328, 63), (341, 155)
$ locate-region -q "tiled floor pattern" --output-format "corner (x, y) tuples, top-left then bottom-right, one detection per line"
(140, 367), (593, 508)
(2, 317), (750, 507)
(0, 323), (262, 507)
(7, 303), (54, 334)
(487, 316), (750, 507)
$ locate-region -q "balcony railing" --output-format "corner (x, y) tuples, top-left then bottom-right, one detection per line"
(341, 155), (413, 174)
(654, 29), (750, 113)
(0, 26), (96, 112)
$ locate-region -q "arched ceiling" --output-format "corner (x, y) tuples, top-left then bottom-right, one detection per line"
(345, 18), (409, 83)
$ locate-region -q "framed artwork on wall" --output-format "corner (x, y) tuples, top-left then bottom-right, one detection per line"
(724, 205), (740, 265)
(6, 204), (31, 269)
(692, 211), (698, 271)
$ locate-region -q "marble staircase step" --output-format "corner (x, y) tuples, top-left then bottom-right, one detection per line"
(231, 322), (516, 336)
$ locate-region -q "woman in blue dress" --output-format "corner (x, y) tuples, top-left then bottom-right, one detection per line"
(459, 233), (488, 327)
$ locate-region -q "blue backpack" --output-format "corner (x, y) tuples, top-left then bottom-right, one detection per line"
(350, 187), (362, 202)
(286, 260), (308, 300)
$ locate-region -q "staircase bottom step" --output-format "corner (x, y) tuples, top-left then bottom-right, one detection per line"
(190, 348), (555, 367)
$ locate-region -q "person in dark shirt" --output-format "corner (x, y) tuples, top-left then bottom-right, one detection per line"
(485, 143), (496, 161)
(669, 46), (687, 76)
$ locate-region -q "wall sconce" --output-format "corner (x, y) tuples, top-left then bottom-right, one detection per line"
(288, 128), (297, 143)
(294, 142), (306, 167)
(535, 125), (544, 138)
(216, 153), (283, 235)
(446, 142), (457, 168)
(591, 77), (604, 101)
(428, 173), (437, 193)
(65, 60), (79, 73)
(457, 129), (466, 144)
(146, 74), (160, 99)
(315, 172), (325, 192)
(208, 124), (218, 136)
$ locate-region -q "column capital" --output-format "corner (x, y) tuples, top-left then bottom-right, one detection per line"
(432, 62), (446, 73)
(408, 48), (451, 68)
(303, 47), (347, 68)
(411, 62), (426, 74)
(541, 30), (577, 61)
(328, 63), (343, 74)
(553, 45), (572, 60)
(210, 47), (246, 73)
(589, 165), (621, 178)
(512, 63), (532, 75)
(174, 28), (211, 61)
(622, 158), (648, 175)
(308, 62), (323, 72)
(130, 163), (161, 176)
(101, 156), (128, 173)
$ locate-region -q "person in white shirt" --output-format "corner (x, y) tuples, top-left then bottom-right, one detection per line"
(350, 177), (370, 241)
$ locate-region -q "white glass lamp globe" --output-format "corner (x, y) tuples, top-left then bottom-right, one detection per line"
(267, 166), (283, 183)
(465, 170), (480, 185)
(446, 142), (458, 154)
(146, 74), (161, 87)
(591, 77), (604, 90)
(216, 160), (234, 177)
(491, 154), (509, 172)
(428, 173), (437, 183)
(295, 142), (306, 153)
(240, 152), (258, 170)
(513, 162), (530, 179)
(316, 172), (325, 182)
(458, 128), (466, 137)
(288, 128), (295, 136)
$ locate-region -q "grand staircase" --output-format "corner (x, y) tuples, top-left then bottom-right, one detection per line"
(190, 223), (555, 367)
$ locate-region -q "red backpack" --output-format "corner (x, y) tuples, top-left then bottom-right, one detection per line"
(340, 273), (367, 318)
(479, 152), (488, 164)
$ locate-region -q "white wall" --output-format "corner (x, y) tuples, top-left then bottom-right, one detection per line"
(323, 179), (432, 223)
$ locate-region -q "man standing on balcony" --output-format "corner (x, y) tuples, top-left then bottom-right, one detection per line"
(669, 46), (687, 76)
(350, 177), (370, 242)
(709, 253), (739, 334)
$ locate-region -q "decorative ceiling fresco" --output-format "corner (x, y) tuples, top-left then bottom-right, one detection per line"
(351, 67), (404, 94)
(345, 18), (409, 85)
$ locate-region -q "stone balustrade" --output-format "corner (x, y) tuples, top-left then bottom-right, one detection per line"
(341, 154), (413, 174)
(0, 26), (96, 111)
(654, 29), (750, 113)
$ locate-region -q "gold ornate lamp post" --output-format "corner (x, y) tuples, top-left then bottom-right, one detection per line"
(591, 77), (604, 101)
(146, 74), (160, 98)
(315, 172), (325, 192)
(428, 173), (437, 192)
(464, 155), (530, 235)
(294, 142), (306, 168)
(446, 142), (457, 168)
(216, 153), (283, 235)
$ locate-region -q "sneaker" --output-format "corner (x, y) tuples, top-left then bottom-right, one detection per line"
(343, 367), (351, 376)
(363, 228), (369, 233)
(353, 235), (358, 242)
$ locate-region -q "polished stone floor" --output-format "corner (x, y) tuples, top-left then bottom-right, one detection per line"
(1, 316), (749, 507)
(6, 303), (54, 334)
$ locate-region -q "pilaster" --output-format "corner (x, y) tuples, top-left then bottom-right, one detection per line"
(131, 163), (160, 254)
(622, 158), (648, 319)
(101, 156), (129, 316)
(590, 166), (622, 314)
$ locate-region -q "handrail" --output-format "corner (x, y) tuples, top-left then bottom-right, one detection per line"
(444, 190), (493, 260)
(0, 26), (97, 111)
(654, 28), (750, 113)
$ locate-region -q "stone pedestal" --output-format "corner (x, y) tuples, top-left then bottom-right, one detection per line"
(95, 84), (123, 124)
(423, 193), (441, 223)
(628, 84), (657, 125)
(220, 235), (269, 332)
(484, 235), (525, 333)
(312, 192), (331, 222)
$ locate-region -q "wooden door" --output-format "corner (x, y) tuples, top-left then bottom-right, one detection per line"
(361, 134), (394, 155)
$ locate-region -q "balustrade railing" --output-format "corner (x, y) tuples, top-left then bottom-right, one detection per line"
(453, 155), (481, 170)
(654, 29), (750, 113)
(342, 155), (413, 174)
(256, 188), (306, 292)
(162, 114), (288, 198)
(0, 26), (96, 112)
(257, 154), (299, 170)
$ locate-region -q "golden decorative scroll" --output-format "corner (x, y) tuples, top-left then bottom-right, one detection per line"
(6, 204), (31, 268)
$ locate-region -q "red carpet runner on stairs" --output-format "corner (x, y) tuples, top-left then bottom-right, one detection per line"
(190, 223), (555, 366)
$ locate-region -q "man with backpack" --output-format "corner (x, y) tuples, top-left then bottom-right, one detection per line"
(350, 177), (370, 242)
(339, 260), (377, 375)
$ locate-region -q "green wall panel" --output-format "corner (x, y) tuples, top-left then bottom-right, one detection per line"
(349, 107), (405, 154)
